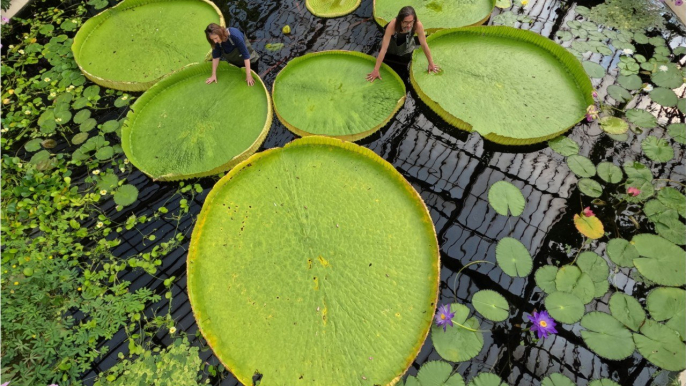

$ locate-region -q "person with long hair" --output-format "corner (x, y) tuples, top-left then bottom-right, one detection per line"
(366, 6), (439, 82)
(204, 23), (260, 86)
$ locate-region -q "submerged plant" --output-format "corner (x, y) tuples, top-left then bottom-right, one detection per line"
(528, 310), (558, 339)
(435, 304), (456, 331)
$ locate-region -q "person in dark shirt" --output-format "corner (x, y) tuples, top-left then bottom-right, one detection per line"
(366, 6), (439, 82)
(204, 23), (260, 86)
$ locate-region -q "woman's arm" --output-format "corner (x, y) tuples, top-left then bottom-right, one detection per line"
(244, 59), (255, 86)
(366, 19), (396, 82)
(416, 21), (439, 73)
(206, 57), (220, 84)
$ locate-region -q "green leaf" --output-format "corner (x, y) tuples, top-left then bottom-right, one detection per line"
(72, 96), (89, 110)
(101, 120), (120, 134)
(607, 133), (628, 142)
(634, 320), (686, 371)
(405, 376), (421, 386)
(654, 217), (686, 245)
(649, 87), (678, 107)
(38, 109), (57, 133)
(625, 109), (657, 128)
(122, 62), (272, 181)
(97, 173), (119, 191)
(416, 361), (465, 386)
(541, 373), (575, 386)
(582, 61), (606, 78)
(588, 380), (620, 386)
(641, 136), (674, 163)
(467, 374), (506, 386)
(545, 291), (585, 324)
(472, 290), (509, 322)
(678, 99), (686, 114)
(409, 27), (593, 145)
(599, 116), (628, 135)
(607, 85), (632, 102)
(632, 234), (685, 286)
(609, 293), (645, 331)
(495, 237), (533, 277)
(39, 24), (55, 35)
(555, 265), (594, 304)
(650, 64), (684, 89)
(596, 162), (623, 183)
(657, 187), (685, 216)
(84, 85), (101, 99)
(80, 118), (97, 132)
(73, 109), (91, 124)
(24, 138), (43, 152)
(432, 304), (483, 362)
(95, 146), (114, 160)
(548, 136), (579, 156)
(72, 132), (89, 145)
(667, 123), (686, 144)
(306, 0), (361, 17)
(113, 185), (139, 207)
(487, 181), (525, 217)
(581, 312), (635, 360)
(567, 155), (596, 178)
(30, 150), (51, 165)
(644, 199), (678, 224)
(646, 287), (685, 340)
(617, 75), (643, 90)
(535, 266), (558, 294)
(578, 178), (603, 197)
(576, 252), (608, 283)
(374, 0), (495, 31)
(187, 137), (440, 383)
(593, 278), (609, 299)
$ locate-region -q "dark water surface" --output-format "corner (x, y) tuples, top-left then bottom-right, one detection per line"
(51, 0), (686, 384)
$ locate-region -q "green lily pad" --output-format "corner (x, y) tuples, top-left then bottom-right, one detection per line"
(617, 74), (643, 90)
(667, 123), (686, 144)
(432, 304), (483, 363)
(634, 319), (686, 371)
(583, 61), (606, 78)
(405, 376), (421, 386)
(305, 0), (360, 17)
(101, 120), (120, 134)
(576, 252), (608, 283)
(73, 109), (91, 124)
(374, 0), (495, 32)
(495, 237), (533, 277)
(72, 132), (89, 145)
(624, 177), (654, 202)
(113, 184), (139, 207)
(593, 278), (610, 299)
(72, 0), (223, 90)
(641, 136), (674, 163)
(625, 109), (657, 128)
(633, 32), (649, 44)
(657, 187), (685, 216)
(578, 178), (603, 197)
(555, 30), (572, 42)
(535, 266), (558, 294)
(188, 137), (440, 384)
(548, 135), (579, 156)
(467, 374), (506, 386)
(607, 133), (628, 142)
(95, 146), (114, 160)
(588, 380), (620, 386)
(632, 234), (685, 287)
(599, 116), (628, 135)
(122, 62), (272, 181)
(30, 150), (51, 165)
(472, 290), (509, 322)
(541, 373), (575, 386)
(545, 291), (585, 324)
(678, 99), (686, 114)
(649, 87), (678, 107)
(607, 85), (632, 102)
(567, 155), (596, 178)
(487, 181), (525, 217)
(596, 162), (623, 183)
(273, 51), (406, 141)
(24, 138), (43, 152)
(80, 118), (97, 132)
(555, 265), (594, 304)
(609, 293), (645, 331)
(654, 217), (686, 245)
(97, 173), (119, 192)
(410, 27), (592, 145)
(644, 199), (678, 224)
(581, 312), (635, 360)
(416, 361), (465, 386)
(650, 64), (684, 89)
(646, 287), (685, 340)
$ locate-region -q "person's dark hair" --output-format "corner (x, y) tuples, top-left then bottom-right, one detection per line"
(394, 6), (417, 34)
(205, 23), (228, 48)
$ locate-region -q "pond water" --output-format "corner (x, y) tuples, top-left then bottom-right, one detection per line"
(22, 0), (683, 384)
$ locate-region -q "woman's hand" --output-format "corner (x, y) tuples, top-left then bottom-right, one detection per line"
(366, 69), (382, 82)
(245, 75), (255, 86)
(428, 63), (440, 74)
(206, 75), (217, 84)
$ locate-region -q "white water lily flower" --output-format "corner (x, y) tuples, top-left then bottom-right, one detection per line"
(643, 84), (654, 92)
(622, 48), (633, 55)
(658, 65), (668, 72)
(92, 169), (100, 175)
(24, 110), (31, 115)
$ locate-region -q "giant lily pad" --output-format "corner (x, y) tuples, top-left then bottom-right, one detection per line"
(634, 320), (686, 371)
(373, 0), (495, 32)
(306, 0), (360, 18)
(72, 0), (223, 91)
(581, 312), (635, 360)
(273, 51), (406, 141)
(432, 303), (483, 362)
(631, 234), (685, 287)
(410, 27), (593, 145)
(188, 137), (439, 385)
(122, 62), (272, 181)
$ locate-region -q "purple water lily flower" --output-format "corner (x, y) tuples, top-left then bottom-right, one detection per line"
(528, 310), (557, 339)
(435, 304), (455, 332)
(676, 0), (683, 6)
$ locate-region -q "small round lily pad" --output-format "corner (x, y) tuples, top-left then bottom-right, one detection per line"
(472, 290), (509, 322)
(495, 237), (533, 277)
(545, 291), (585, 324)
(581, 312), (635, 360)
(488, 181), (525, 217)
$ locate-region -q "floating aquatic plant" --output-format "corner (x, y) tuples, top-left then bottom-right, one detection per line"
(528, 310), (557, 339)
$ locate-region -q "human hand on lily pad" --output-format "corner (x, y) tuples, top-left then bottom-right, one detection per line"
(428, 63), (440, 74)
(245, 75), (255, 86)
(205, 75), (217, 84)
(366, 68), (382, 82)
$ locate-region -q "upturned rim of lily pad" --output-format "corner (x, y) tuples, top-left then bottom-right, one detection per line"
(306, 0), (362, 18)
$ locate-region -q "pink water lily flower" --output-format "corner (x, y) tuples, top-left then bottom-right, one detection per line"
(582, 207), (595, 217)
(592, 90), (598, 99)
(627, 187), (641, 196)
(586, 105), (599, 122)
(1, 17), (9, 24)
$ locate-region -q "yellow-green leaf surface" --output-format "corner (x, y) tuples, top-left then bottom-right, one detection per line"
(374, 0), (495, 32)
(573, 214), (604, 239)
(306, 0), (360, 18)
(273, 51), (406, 141)
(122, 62), (272, 181)
(188, 137), (439, 386)
(410, 27), (593, 145)
(72, 0), (223, 91)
